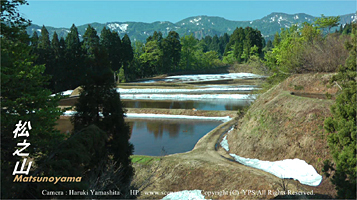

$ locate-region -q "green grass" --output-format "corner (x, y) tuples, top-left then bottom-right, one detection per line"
(294, 85), (304, 90)
(131, 155), (160, 164)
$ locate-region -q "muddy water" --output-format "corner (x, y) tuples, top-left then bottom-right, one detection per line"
(127, 119), (221, 156)
(123, 99), (251, 111)
(56, 117), (222, 156)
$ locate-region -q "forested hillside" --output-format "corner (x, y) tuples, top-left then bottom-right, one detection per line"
(26, 12), (356, 42)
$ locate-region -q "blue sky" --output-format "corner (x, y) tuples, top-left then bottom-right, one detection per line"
(18, 1), (356, 28)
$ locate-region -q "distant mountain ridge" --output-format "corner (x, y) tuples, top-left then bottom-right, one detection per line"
(27, 12), (356, 42)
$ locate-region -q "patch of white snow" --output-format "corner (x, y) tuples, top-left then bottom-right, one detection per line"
(116, 87), (258, 94)
(107, 23), (128, 32)
(120, 94), (257, 101)
(220, 129), (323, 187)
(50, 90), (73, 97)
(62, 111), (232, 122)
(229, 154), (322, 186)
(193, 17), (201, 22)
(138, 73), (264, 83)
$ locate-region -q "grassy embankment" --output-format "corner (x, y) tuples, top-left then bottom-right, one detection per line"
(226, 73), (339, 198)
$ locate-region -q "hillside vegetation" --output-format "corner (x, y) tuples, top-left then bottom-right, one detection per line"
(227, 73), (338, 196)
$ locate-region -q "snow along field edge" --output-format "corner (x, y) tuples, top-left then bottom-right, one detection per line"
(63, 111), (232, 122)
(220, 129), (322, 187)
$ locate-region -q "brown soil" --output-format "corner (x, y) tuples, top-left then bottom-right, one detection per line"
(59, 97), (78, 106)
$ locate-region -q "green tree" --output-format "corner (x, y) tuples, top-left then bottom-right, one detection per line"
(266, 40), (273, 50)
(1, 0), (64, 197)
(122, 33), (134, 68)
(272, 32), (281, 47)
(180, 34), (198, 70)
(314, 14), (340, 33)
(51, 31), (64, 92)
(36, 25), (56, 91)
(82, 25), (100, 58)
(30, 31), (39, 50)
(38, 25), (51, 49)
(65, 24), (84, 90)
(131, 40), (145, 79)
(139, 40), (162, 76)
(217, 33), (229, 57)
(73, 26), (134, 198)
(323, 27), (356, 199)
(209, 35), (220, 53)
(1, 0), (30, 41)
(162, 31), (181, 72)
(72, 57), (134, 198)
(118, 66), (126, 83)
(100, 27), (123, 82)
(222, 45), (237, 64)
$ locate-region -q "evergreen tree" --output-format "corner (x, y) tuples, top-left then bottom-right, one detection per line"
(82, 25), (100, 58)
(162, 31), (181, 72)
(65, 24), (84, 89)
(266, 40), (273, 50)
(324, 27), (356, 199)
(196, 39), (208, 53)
(30, 31), (39, 51)
(100, 27), (123, 82)
(203, 35), (212, 47)
(122, 33), (134, 69)
(51, 31), (65, 92)
(73, 25), (134, 198)
(209, 35), (220, 53)
(314, 14), (340, 33)
(131, 41), (145, 79)
(35, 25), (56, 91)
(273, 32), (281, 47)
(38, 25), (51, 49)
(1, 0), (64, 197)
(218, 33), (230, 57)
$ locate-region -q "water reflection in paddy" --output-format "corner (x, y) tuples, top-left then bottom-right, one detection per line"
(123, 99), (251, 111)
(127, 119), (221, 156)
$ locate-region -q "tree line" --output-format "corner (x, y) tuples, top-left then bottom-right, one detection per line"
(30, 24), (134, 93)
(30, 25), (265, 92)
